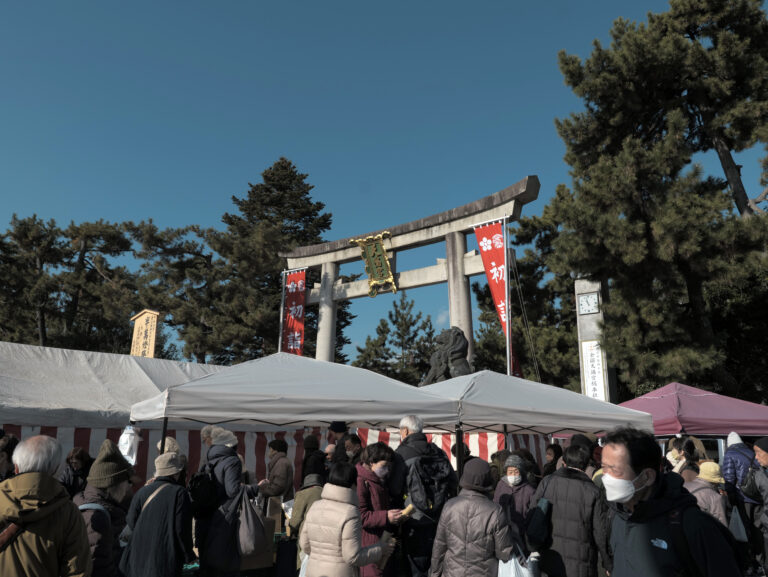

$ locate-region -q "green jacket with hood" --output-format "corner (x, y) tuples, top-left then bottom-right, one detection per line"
(0, 472), (92, 577)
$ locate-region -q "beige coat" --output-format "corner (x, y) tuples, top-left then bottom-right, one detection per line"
(299, 483), (383, 577)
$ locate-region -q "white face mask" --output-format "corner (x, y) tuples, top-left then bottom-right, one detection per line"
(602, 472), (643, 503)
(506, 475), (522, 486)
(346, 450), (355, 459)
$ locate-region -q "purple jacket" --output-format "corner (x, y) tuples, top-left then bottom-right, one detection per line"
(722, 443), (759, 504)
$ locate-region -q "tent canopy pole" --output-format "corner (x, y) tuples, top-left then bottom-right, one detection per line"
(159, 417), (168, 454)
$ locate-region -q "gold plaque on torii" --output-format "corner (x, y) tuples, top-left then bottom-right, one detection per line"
(130, 309), (160, 358)
(350, 232), (397, 297)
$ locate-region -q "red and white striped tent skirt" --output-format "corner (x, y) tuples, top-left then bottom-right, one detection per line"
(3, 423), (550, 489)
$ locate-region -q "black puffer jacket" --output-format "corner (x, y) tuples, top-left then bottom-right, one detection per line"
(207, 444), (242, 508)
(530, 467), (611, 577)
(609, 472), (742, 577)
(429, 489), (513, 577)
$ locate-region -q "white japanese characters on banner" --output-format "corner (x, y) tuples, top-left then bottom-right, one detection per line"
(281, 269), (307, 356)
(473, 222), (521, 376)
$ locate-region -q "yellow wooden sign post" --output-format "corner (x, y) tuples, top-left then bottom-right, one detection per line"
(130, 309), (160, 358)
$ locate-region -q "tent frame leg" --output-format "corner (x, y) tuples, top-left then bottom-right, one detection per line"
(159, 417), (168, 454)
(455, 424), (464, 480)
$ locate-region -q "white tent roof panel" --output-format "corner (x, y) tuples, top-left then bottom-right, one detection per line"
(421, 371), (653, 434)
(130, 353), (459, 429)
(0, 341), (225, 428)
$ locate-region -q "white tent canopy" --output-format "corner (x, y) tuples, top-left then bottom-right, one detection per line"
(0, 341), (225, 428)
(421, 371), (653, 435)
(130, 352), (459, 429)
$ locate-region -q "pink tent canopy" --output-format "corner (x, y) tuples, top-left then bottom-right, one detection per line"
(619, 382), (768, 436)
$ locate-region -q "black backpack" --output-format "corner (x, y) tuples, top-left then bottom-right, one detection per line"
(404, 444), (455, 521)
(668, 504), (747, 577)
(189, 464), (219, 516)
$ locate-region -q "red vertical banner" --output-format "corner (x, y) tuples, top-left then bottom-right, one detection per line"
(474, 222), (521, 376)
(281, 269), (307, 355)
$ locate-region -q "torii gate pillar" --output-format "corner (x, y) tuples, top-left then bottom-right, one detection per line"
(446, 232), (474, 361)
(282, 175), (539, 363)
(316, 262), (339, 363)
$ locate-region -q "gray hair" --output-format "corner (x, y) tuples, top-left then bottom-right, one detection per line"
(200, 425), (215, 441)
(13, 435), (63, 476)
(399, 415), (423, 434)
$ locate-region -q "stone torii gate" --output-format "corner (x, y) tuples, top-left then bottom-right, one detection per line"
(281, 175), (539, 362)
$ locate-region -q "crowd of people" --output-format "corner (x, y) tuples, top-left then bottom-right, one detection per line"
(0, 419), (766, 576)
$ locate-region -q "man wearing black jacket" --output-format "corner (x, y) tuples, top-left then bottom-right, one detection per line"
(602, 426), (741, 577)
(390, 415), (457, 577)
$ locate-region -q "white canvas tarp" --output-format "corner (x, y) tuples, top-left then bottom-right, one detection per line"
(130, 352), (459, 429)
(421, 371), (653, 435)
(0, 341), (225, 428)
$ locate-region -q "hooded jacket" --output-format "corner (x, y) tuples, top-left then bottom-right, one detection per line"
(74, 483), (129, 577)
(0, 472), (92, 577)
(609, 472), (741, 577)
(429, 488), (514, 577)
(531, 466), (611, 577)
(722, 442), (759, 504)
(299, 483), (383, 577)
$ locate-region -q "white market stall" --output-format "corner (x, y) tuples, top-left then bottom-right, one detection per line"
(130, 352), (459, 429)
(421, 371), (654, 464)
(0, 341), (226, 480)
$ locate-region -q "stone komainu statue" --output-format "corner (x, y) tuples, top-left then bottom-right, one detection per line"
(420, 326), (472, 386)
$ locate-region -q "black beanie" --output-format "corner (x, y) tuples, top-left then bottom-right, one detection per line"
(459, 458), (493, 492)
(329, 421), (347, 433)
(754, 437), (768, 454)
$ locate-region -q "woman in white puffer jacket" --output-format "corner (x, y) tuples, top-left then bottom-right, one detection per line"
(299, 461), (391, 577)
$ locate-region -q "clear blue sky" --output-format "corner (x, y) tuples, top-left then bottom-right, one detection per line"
(1, 1), (765, 362)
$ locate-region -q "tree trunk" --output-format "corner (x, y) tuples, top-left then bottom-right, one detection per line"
(64, 238), (88, 335)
(712, 136), (755, 218)
(35, 253), (47, 347)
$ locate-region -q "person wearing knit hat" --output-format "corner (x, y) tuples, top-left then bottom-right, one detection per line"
(682, 462), (728, 526)
(196, 426), (259, 574)
(74, 439), (134, 577)
(749, 437), (768, 575)
(430, 458), (515, 576)
(492, 453), (536, 551)
(722, 430), (763, 568)
(119, 452), (195, 577)
(210, 427), (238, 448)
(727, 431), (744, 448)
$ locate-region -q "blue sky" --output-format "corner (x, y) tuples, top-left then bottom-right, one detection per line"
(1, 1), (765, 362)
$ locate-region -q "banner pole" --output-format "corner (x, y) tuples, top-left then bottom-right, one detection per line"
(503, 216), (511, 376)
(278, 270), (286, 353)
